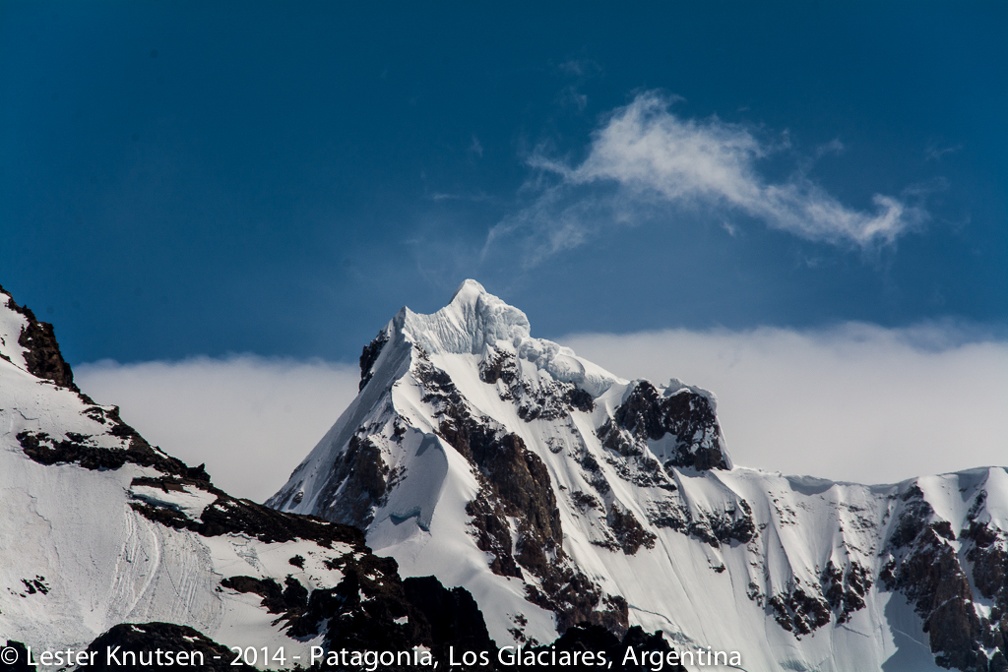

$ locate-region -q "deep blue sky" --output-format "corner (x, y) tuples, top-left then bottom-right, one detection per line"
(2, 2), (1005, 365)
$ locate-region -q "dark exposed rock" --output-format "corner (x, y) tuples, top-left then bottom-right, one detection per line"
(221, 575), (308, 615)
(598, 381), (728, 471)
(0, 285), (78, 392)
(72, 622), (254, 672)
(571, 490), (602, 512)
(576, 449), (611, 495)
(131, 480), (501, 659)
(963, 521), (1008, 667)
(768, 588), (832, 636)
(479, 349), (595, 419)
(19, 576), (49, 596)
(127, 475), (364, 547)
(303, 565), (503, 667)
(417, 353), (627, 635)
(606, 502), (656, 555)
(69, 606), (682, 672)
(742, 552), (870, 637)
(316, 435), (389, 529)
(465, 493), (523, 578)
(889, 485), (934, 548)
(358, 330), (389, 390)
(0, 640), (33, 672)
(645, 500), (689, 533)
(604, 451), (674, 489)
(820, 561), (871, 624)
(479, 349), (518, 387)
(565, 386), (595, 413)
(422, 355), (563, 553)
(17, 428), (210, 481)
(402, 576), (495, 660)
(18, 316), (76, 391)
(525, 574), (629, 635)
(646, 497), (755, 547)
(883, 485), (1007, 671)
(1, 282), (699, 672)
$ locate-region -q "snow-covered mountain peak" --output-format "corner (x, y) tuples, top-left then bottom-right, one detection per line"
(398, 278), (532, 355)
(275, 282), (744, 642)
(389, 280), (625, 400)
(275, 280), (1008, 671)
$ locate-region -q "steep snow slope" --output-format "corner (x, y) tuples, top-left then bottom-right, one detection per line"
(0, 286), (356, 662)
(0, 285), (495, 669)
(272, 280), (1008, 672)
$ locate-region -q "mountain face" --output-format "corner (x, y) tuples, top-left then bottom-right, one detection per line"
(0, 284), (516, 668)
(271, 280), (1008, 672)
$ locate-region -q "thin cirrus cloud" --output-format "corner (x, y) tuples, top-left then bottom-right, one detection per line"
(486, 91), (925, 264)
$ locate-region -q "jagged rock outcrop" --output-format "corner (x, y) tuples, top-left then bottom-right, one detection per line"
(882, 483), (1008, 671)
(0, 284), (78, 391)
(598, 379), (729, 470)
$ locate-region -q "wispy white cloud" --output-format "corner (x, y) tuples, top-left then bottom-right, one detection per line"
(925, 141), (963, 161)
(557, 85), (588, 112)
(553, 58), (601, 112)
(556, 58), (595, 77)
(469, 134), (484, 158)
(487, 92), (926, 264)
(427, 190), (493, 203)
(563, 323), (1008, 484)
(76, 356), (359, 503)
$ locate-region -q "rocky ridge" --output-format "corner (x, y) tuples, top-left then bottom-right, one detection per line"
(0, 282), (690, 671)
(272, 279), (1008, 672)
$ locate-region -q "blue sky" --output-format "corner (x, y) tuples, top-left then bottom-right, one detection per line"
(3, 3), (1007, 494)
(2, 2), (1005, 364)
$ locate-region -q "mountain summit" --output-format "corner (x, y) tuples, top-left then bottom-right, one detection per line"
(271, 280), (1008, 672)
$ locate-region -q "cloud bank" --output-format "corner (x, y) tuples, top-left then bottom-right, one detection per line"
(564, 324), (1008, 484)
(76, 325), (1006, 498)
(76, 356), (359, 503)
(488, 92), (924, 264)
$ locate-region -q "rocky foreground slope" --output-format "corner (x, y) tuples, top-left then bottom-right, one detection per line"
(272, 280), (1008, 672)
(7, 284), (675, 671)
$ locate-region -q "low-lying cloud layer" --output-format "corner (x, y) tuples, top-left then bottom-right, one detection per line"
(76, 356), (359, 503)
(565, 323), (1008, 483)
(487, 92), (924, 264)
(77, 325), (1007, 501)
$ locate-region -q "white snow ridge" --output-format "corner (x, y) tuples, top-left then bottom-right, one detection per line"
(271, 279), (1008, 672)
(0, 284), (487, 670)
(0, 287), (366, 665)
(2, 279), (1005, 672)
